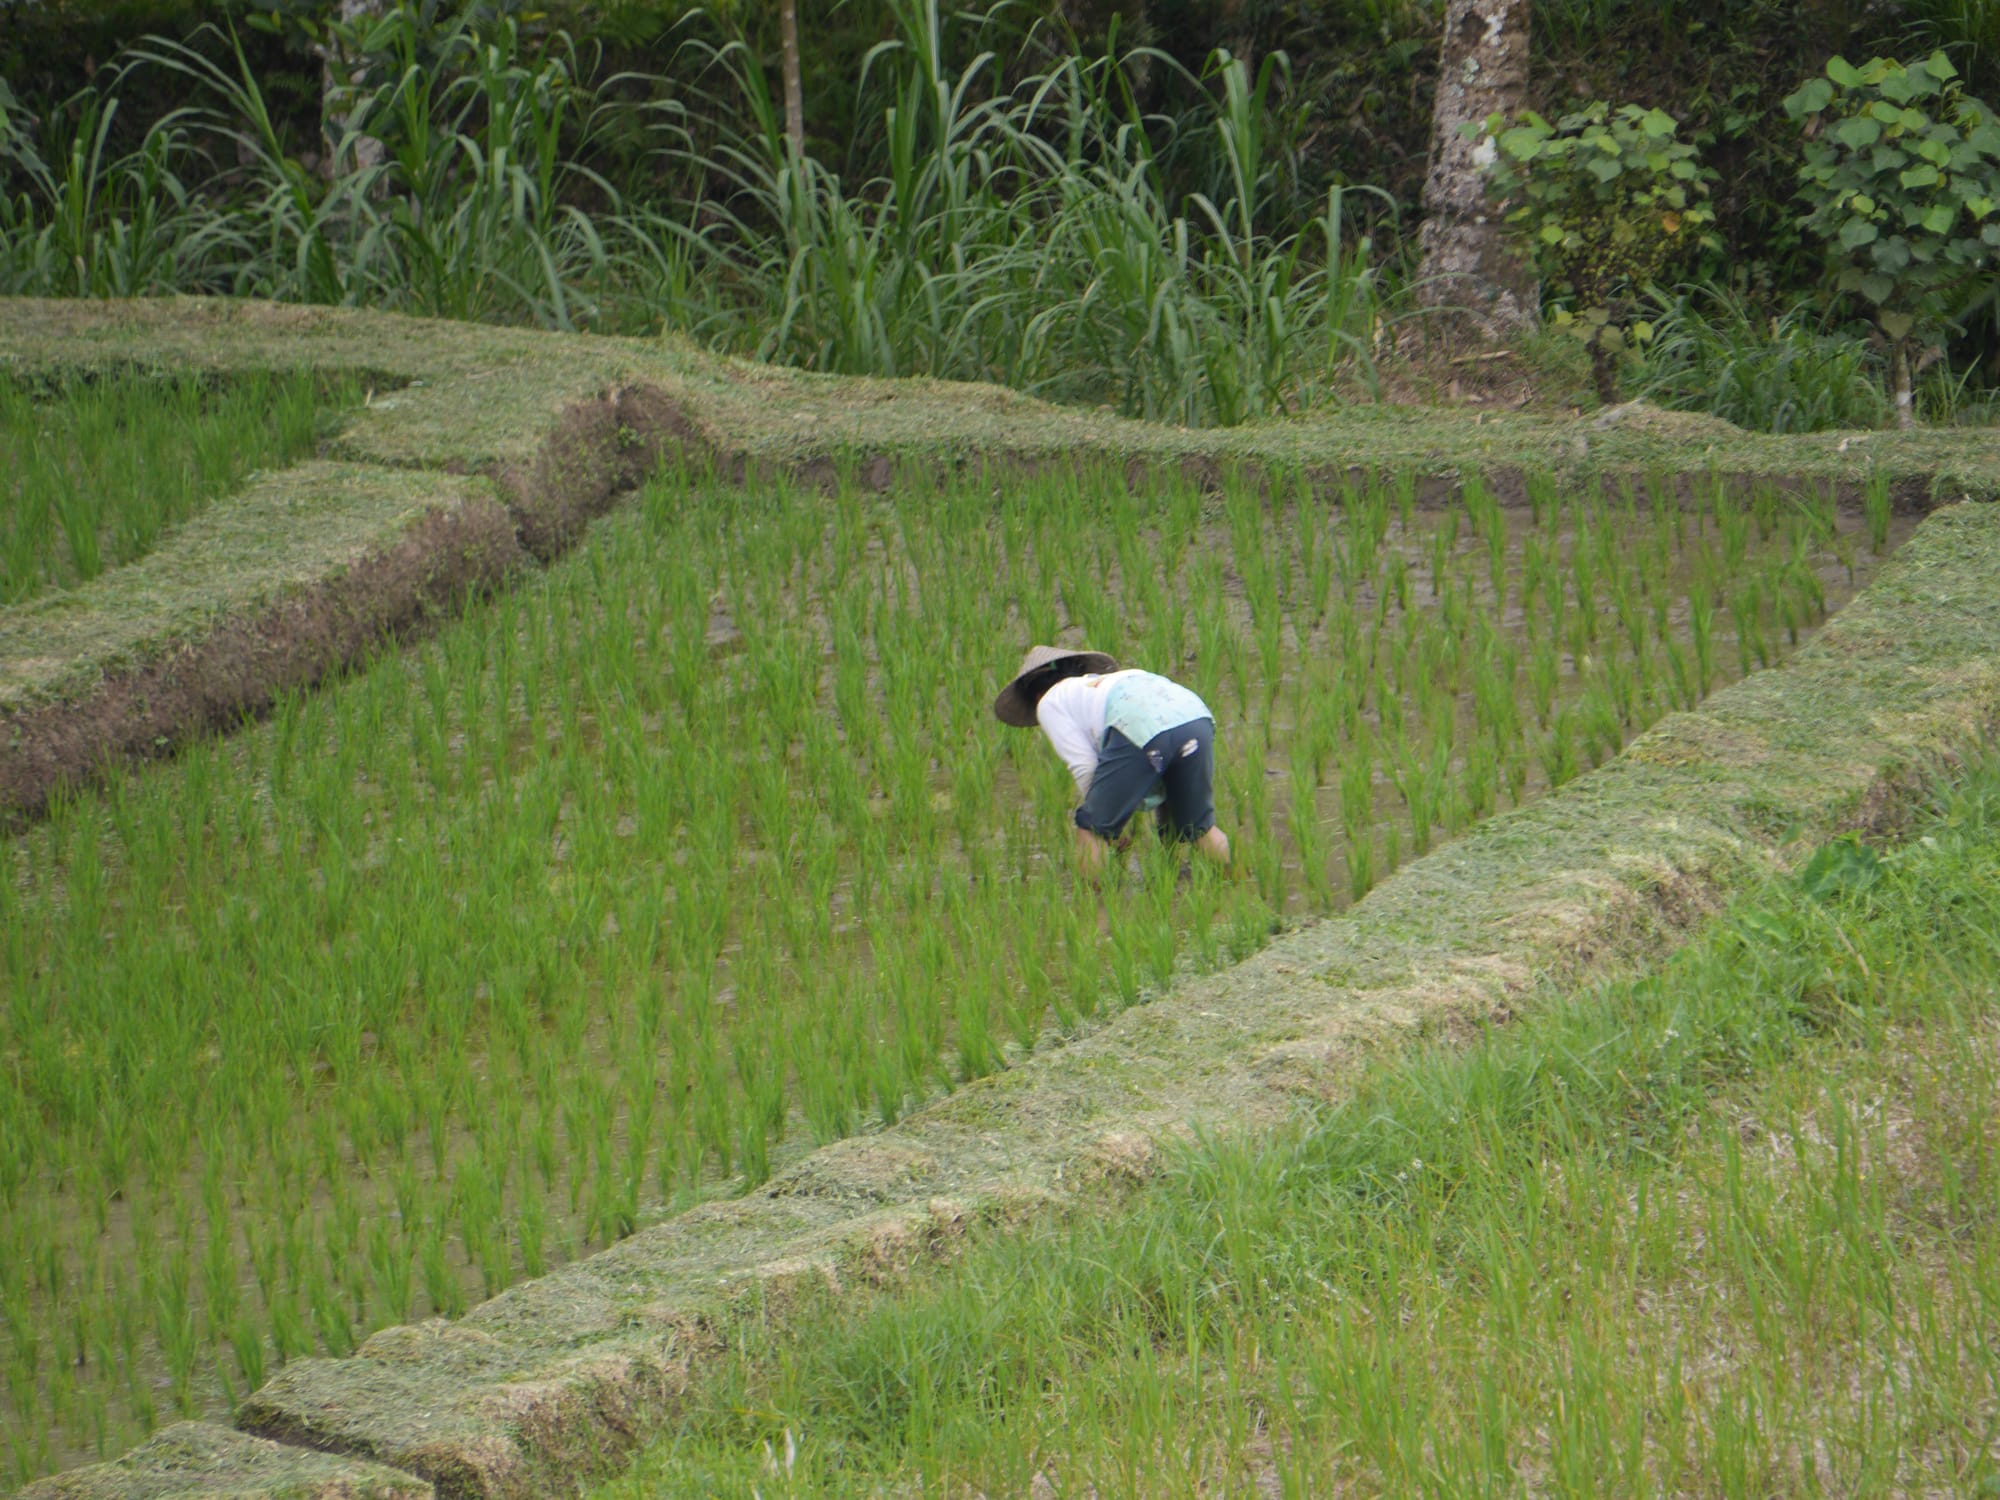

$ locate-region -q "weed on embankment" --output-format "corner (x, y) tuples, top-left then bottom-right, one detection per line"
(601, 753), (2000, 1498)
(0, 459), (1901, 1483)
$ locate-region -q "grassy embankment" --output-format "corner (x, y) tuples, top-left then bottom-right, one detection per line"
(603, 751), (2000, 1498)
(0, 452), (1890, 1483)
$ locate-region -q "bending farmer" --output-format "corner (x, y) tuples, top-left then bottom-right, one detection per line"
(993, 645), (1231, 873)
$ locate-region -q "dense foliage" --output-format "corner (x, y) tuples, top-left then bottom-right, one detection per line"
(1479, 101), (1716, 400)
(1783, 51), (2000, 424)
(4, 0), (2000, 423)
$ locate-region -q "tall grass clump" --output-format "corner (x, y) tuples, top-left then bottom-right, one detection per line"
(1631, 286), (1892, 432)
(620, 5), (1389, 423)
(0, 459), (1899, 1484)
(0, 74), (238, 298)
(600, 754), (2000, 1498)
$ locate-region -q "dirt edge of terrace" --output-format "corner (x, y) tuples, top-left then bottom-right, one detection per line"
(18, 491), (2000, 1499)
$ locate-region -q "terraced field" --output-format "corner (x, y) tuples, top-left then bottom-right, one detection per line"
(4, 301), (1997, 1500)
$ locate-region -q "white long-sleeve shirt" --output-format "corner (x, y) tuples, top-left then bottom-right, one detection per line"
(1034, 670), (1137, 794)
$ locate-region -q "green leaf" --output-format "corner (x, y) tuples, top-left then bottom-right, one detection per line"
(1968, 123), (2000, 155)
(1835, 115), (1883, 150)
(1586, 156), (1623, 183)
(1860, 272), (1896, 302)
(1924, 202), (1958, 233)
(1870, 100), (1905, 124)
(1839, 215), (1880, 249)
(1827, 56), (1864, 88)
(1785, 78), (1835, 117)
(1851, 193), (1877, 215)
(1500, 126), (1544, 160)
(1798, 836), (1881, 902)
(1641, 108), (1677, 138)
(1873, 235), (1912, 270)
(1880, 309), (1915, 338)
(1901, 163), (1942, 188)
(1925, 49), (1960, 82)
(1870, 145), (1910, 173)
(1540, 223), (1564, 245)
(1983, 221), (2000, 245)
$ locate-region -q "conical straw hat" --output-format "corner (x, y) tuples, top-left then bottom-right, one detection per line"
(992, 644), (1119, 726)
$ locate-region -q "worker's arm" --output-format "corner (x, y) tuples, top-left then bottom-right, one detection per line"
(1036, 681), (1102, 795)
(1073, 825), (1112, 873)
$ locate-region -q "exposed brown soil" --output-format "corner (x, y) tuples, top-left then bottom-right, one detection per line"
(487, 385), (710, 560)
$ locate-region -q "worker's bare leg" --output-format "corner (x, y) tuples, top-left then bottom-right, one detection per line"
(1194, 825), (1230, 866)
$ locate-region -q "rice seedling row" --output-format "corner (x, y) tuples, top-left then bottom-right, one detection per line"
(0, 459), (1907, 1484)
(0, 373), (359, 603)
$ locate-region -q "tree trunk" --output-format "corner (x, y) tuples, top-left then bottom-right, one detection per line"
(1891, 337), (1915, 430)
(1413, 0), (1537, 342)
(779, 0), (805, 159)
(322, 0), (387, 179)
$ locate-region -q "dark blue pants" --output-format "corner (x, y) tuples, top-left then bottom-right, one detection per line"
(1074, 717), (1217, 843)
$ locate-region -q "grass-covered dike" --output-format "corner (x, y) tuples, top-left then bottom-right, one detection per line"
(4, 299), (2000, 1498)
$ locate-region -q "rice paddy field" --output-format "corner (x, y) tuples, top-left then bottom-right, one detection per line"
(600, 752), (2000, 1499)
(0, 373), (358, 604)
(0, 452), (1914, 1484)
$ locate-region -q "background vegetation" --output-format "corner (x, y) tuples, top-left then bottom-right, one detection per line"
(4, 0), (2000, 426)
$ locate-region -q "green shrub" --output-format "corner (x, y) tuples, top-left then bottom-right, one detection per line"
(1782, 51), (2000, 427)
(1476, 101), (1717, 403)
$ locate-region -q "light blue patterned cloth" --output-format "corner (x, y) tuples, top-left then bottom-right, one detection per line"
(1104, 672), (1210, 747)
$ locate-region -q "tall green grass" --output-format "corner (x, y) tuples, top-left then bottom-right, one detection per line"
(599, 753), (2000, 1498)
(0, 372), (357, 602)
(1630, 287), (1892, 433)
(0, 460), (1891, 1484)
(625, 16), (1388, 421)
(1, 9), (1386, 426)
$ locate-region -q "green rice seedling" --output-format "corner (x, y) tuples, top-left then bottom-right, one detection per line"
(1485, 508), (1510, 611)
(1392, 736), (1440, 856)
(953, 982), (999, 1083)
(1862, 471), (1894, 555)
(1539, 706), (1581, 790)
(154, 1255), (197, 1415)
(1428, 509), (1456, 596)
(2, 373), (362, 601)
